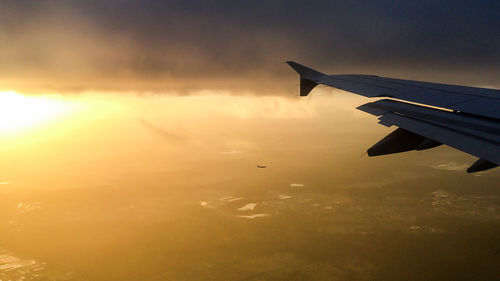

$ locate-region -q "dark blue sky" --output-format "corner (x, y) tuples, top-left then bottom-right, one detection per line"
(1, 0), (499, 92)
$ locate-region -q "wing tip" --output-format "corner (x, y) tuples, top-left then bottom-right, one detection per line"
(286, 61), (326, 81)
(287, 61), (327, 96)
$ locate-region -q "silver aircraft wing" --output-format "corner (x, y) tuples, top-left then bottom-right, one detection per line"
(287, 61), (500, 173)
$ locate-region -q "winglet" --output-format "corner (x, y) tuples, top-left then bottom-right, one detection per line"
(286, 61), (326, 96)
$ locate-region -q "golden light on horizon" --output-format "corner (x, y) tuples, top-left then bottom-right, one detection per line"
(0, 91), (75, 134)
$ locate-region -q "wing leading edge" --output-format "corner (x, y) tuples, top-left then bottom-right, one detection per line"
(287, 61), (500, 173)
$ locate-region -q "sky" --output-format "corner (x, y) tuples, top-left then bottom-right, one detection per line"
(1, 0), (499, 93)
(0, 2), (499, 280)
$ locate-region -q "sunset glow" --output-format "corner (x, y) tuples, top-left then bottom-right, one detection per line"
(0, 1), (498, 280)
(0, 91), (75, 134)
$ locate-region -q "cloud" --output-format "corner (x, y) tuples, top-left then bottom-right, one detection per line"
(1, 0), (499, 93)
(139, 119), (187, 142)
(238, 203), (258, 211)
(430, 162), (469, 171)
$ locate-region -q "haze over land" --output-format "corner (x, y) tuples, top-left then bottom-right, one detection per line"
(0, 91), (498, 280)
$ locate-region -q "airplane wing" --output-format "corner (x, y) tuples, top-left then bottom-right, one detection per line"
(287, 61), (500, 173)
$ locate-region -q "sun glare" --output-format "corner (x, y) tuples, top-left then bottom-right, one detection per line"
(0, 91), (74, 134)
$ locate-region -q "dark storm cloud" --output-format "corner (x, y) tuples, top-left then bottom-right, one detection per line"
(1, 0), (499, 92)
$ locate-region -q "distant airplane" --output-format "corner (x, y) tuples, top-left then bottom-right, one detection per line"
(257, 164), (267, 168)
(287, 61), (500, 173)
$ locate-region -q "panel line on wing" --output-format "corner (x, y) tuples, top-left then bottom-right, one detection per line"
(357, 76), (500, 100)
(322, 77), (399, 91)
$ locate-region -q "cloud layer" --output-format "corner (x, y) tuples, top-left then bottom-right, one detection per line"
(1, 0), (499, 93)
